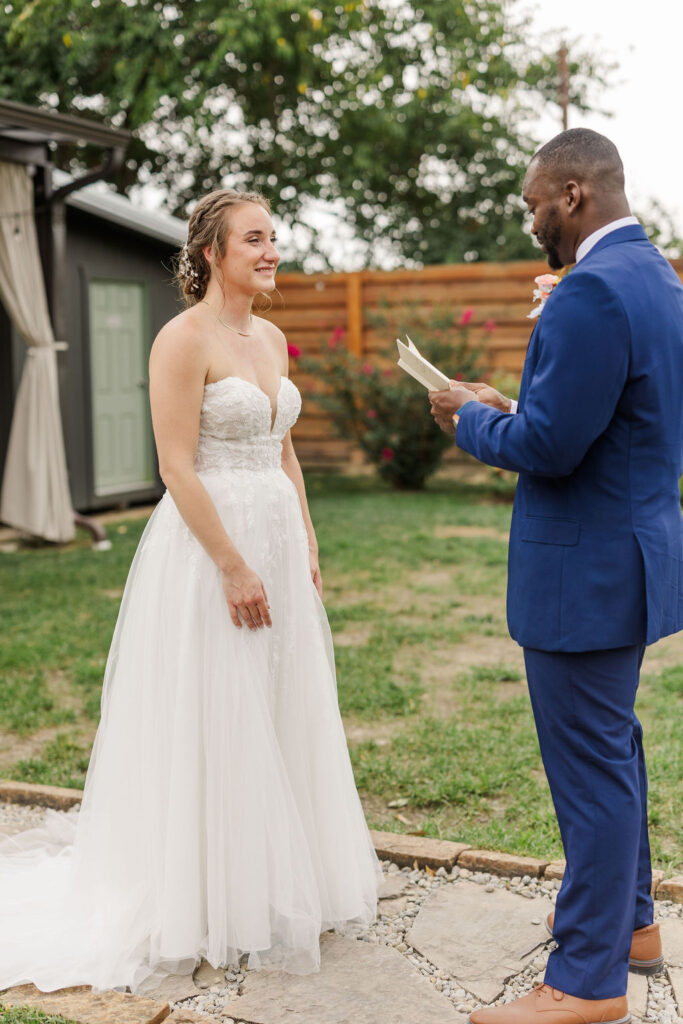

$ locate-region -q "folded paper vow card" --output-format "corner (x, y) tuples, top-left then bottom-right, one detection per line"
(396, 335), (450, 391)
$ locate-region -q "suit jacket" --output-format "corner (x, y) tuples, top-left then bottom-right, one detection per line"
(456, 225), (683, 651)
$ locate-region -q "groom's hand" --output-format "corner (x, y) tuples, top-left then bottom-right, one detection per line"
(461, 381), (512, 413)
(429, 385), (477, 434)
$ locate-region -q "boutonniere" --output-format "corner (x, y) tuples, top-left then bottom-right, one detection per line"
(527, 274), (561, 319)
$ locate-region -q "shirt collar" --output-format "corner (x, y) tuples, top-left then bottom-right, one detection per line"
(575, 216), (640, 263)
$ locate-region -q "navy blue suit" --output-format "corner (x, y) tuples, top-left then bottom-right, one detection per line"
(455, 225), (683, 998)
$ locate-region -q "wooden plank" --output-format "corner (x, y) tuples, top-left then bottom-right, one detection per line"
(346, 272), (364, 357)
(359, 259), (550, 283)
(363, 280), (536, 305)
(362, 301), (538, 324)
(264, 308), (351, 329)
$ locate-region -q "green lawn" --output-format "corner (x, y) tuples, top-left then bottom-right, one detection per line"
(1, 473), (681, 871)
(0, 1008), (79, 1024)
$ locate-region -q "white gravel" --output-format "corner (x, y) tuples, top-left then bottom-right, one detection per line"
(2, 802), (681, 1022)
(179, 862), (682, 1022)
(0, 801), (48, 831)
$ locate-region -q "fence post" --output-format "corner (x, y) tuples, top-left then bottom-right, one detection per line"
(346, 272), (364, 358)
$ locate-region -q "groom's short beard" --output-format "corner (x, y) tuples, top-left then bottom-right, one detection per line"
(539, 206), (564, 270)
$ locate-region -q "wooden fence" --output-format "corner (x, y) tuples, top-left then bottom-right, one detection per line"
(263, 258), (683, 467)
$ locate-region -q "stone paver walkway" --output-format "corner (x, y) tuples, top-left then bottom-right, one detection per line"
(1, 800), (682, 1024)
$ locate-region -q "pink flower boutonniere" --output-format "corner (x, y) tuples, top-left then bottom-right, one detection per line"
(527, 273), (561, 319)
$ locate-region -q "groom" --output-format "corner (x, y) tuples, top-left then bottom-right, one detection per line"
(430, 128), (683, 1024)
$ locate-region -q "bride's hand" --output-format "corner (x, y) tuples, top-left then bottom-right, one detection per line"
(309, 550), (323, 599)
(221, 564), (272, 630)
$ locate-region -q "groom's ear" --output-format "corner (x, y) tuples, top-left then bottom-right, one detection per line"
(564, 180), (582, 215)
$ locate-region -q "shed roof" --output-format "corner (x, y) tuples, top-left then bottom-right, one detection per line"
(0, 98), (130, 149)
(54, 169), (187, 247)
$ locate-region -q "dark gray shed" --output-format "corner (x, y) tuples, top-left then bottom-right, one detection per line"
(0, 100), (186, 526)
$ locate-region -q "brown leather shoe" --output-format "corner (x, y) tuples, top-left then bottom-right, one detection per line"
(467, 984), (630, 1023)
(545, 913), (663, 975)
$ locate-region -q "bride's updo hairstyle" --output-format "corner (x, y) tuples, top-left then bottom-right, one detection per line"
(175, 188), (271, 307)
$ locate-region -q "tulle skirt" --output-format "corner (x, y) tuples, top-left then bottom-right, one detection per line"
(0, 466), (381, 994)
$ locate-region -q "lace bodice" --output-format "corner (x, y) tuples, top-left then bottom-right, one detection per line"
(194, 375), (302, 473)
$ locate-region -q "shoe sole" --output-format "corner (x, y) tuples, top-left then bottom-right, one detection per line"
(467, 1017), (631, 1024)
(628, 956), (665, 975)
(544, 919), (663, 975)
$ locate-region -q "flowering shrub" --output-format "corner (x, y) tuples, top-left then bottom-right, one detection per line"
(301, 311), (490, 490)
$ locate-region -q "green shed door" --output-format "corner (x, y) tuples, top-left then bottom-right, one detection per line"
(88, 280), (154, 496)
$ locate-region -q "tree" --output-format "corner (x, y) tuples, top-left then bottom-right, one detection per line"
(0, 0), (611, 268)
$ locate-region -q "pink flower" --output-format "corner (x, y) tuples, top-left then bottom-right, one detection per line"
(362, 362), (374, 375)
(367, 409), (377, 419)
(528, 273), (561, 319)
(535, 274), (560, 291)
(483, 318), (496, 332)
(382, 368), (393, 378)
(459, 308), (474, 326)
(287, 343), (301, 358)
(455, 372), (464, 381)
(381, 447), (394, 461)
(328, 325), (345, 350)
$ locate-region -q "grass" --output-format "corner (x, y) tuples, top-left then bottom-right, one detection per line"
(0, 472), (681, 870)
(0, 1008), (79, 1024)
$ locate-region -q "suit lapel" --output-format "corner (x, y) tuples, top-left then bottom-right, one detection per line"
(518, 323), (540, 410)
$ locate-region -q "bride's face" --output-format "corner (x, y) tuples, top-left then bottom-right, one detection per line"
(218, 203), (280, 295)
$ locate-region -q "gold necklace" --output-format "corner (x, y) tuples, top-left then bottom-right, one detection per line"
(201, 300), (253, 337)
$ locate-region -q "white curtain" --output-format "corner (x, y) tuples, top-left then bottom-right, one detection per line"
(0, 160), (74, 542)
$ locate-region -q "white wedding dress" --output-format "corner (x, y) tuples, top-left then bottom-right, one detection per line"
(0, 375), (382, 995)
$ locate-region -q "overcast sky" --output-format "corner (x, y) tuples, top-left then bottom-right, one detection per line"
(523, 0), (683, 239)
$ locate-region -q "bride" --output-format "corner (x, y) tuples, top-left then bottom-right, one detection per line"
(0, 188), (381, 995)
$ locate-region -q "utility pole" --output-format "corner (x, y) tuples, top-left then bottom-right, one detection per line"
(558, 45), (570, 131)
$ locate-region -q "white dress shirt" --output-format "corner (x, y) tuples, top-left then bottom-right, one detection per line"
(508, 217), (640, 415)
(575, 215), (639, 263)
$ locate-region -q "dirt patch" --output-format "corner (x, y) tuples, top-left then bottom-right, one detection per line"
(333, 623), (374, 647)
(0, 671), (98, 775)
(45, 670), (84, 714)
(0, 726), (63, 773)
(642, 632), (683, 673)
(359, 792), (430, 834)
(434, 525), (510, 542)
(0, 721), (98, 776)
(344, 716), (407, 746)
(393, 637), (525, 721)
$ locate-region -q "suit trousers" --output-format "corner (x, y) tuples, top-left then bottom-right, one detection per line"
(523, 644), (653, 1000)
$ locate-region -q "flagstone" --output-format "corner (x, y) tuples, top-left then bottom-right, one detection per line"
(543, 860), (566, 881)
(457, 849), (548, 878)
(407, 881), (549, 1003)
(0, 779), (83, 811)
(233, 932), (466, 1024)
(142, 972), (202, 1004)
(660, 917), (683, 967)
(668, 966), (683, 1016)
(369, 829), (470, 870)
(378, 895), (410, 916)
(0, 983), (170, 1024)
(166, 1009), (218, 1023)
(193, 960), (227, 989)
(627, 970), (648, 1021)
(657, 876), (683, 903)
(378, 874), (412, 900)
